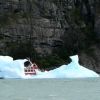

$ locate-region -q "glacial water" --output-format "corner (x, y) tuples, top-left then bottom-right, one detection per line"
(0, 78), (100, 100)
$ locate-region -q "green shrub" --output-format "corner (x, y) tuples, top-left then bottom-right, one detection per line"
(13, 9), (20, 13)
(0, 35), (4, 39)
(50, 0), (57, 4)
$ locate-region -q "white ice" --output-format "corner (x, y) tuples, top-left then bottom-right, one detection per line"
(0, 55), (99, 79)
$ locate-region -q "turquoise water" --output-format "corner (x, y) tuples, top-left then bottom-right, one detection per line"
(0, 78), (100, 100)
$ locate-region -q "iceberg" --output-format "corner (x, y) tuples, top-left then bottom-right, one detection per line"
(0, 55), (99, 79)
(0, 56), (27, 78)
(33, 55), (99, 78)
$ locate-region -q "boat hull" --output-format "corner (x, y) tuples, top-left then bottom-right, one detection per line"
(25, 72), (36, 75)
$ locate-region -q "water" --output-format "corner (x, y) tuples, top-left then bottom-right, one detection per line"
(0, 78), (100, 100)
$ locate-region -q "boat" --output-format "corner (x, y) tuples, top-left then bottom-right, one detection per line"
(24, 62), (39, 75)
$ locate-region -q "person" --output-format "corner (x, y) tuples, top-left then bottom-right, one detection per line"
(33, 62), (39, 70)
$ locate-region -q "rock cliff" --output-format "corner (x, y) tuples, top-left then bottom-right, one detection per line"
(0, 0), (100, 72)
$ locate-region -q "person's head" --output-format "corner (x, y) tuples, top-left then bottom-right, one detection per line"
(33, 62), (37, 66)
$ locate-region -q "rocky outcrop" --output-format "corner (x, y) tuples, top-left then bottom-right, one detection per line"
(0, 0), (67, 55)
(0, 0), (100, 71)
(79, 45), (100, 73)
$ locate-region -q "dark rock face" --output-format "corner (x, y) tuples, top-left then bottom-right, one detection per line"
(0, 0), (100, 72)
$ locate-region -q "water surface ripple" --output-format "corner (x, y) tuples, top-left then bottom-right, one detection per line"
(0, 78), (100, 100)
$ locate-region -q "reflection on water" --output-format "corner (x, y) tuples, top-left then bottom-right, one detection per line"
(0, 78), (100, 100)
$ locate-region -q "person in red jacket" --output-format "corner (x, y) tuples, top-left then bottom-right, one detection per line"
(33, 62), (39, 70)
